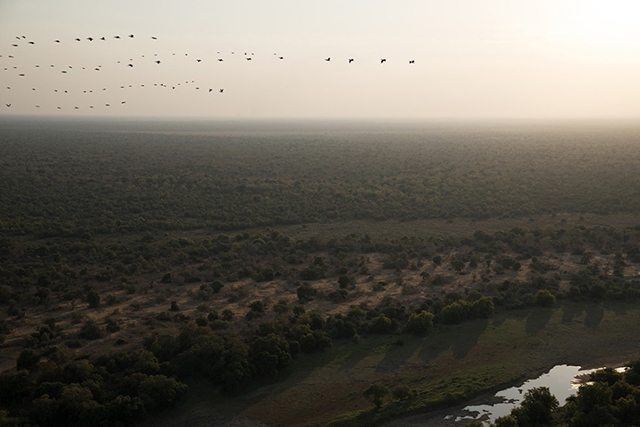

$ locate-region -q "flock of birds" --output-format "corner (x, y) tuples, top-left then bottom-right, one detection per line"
(2, 34), (417, 112)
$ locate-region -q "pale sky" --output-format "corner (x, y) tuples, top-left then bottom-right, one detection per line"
(1, 0), (640, 119)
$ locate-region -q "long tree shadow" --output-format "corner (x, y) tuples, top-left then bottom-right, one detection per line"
(452, 318), (489, 359)
(584, 303), (605, 329)
(561, 301), (585, 324)
(525, 308), (553, 336)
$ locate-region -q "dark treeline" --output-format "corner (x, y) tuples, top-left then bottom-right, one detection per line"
(1, 123), (640, 237)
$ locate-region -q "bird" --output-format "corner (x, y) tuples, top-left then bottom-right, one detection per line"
(279, 56), (284, 60)
(217, 58), (223, 62)
(155, 60), (161, 64)
(75, 38), (81, 42)
(409, 60), (415, 64)
(127, 63), (133, 67)
(196, 59), (202, 62)
(128, 34), (134, 38)
(114, 35), (120, 39)
(5, 104), (10, 107)
(35, 105), (40, 108)
(61, 70), (67, 73)
(87, 37), (93, 41)
(28, 41), (35, 45)
(246, 57), (252, 61)
(100, 37), (106, 41)
(325, 57), (331, 61)
(105, 103), (110, 106)
(18, 73), (24, 76)
(209, 88), (213, 92)
(348, 58), (354, 63)
(121, 101), (126, 104)
(55, 40), (60, 43)
(381, 58), (386, 63)
(11, 44), (18, 47)
(151, 36), (157, 40)
(219, 88), (224, 93)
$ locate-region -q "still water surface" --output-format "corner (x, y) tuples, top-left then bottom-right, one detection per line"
(449, 365), (597, 424)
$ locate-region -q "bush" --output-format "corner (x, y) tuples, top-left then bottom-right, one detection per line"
(78, 320), (104, 340)
(16, 348), (40, 371)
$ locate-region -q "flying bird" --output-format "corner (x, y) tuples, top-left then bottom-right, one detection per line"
(348, 58), (354, 63)
(279, 56), (284, 60)
(12, 44), (18, 47)
(28, 41), (35, 45)
(5, 104), (10, 107)
(219, 88), (224, 93)
(114, 35), (120, 39)
(100, 37), (106, 41)
(409, 60), (415, 64)
(128, 34), (134, 38)
(325, 57), (331, 61)
(151, 36), (157, 40)
(55, 40), (60, 43)
(196, 59), (202, 62)
(155, 60), (161, 64)
(246, 57), (252, 61)
(381, 58), (386, 63)
(209, 88), (213, 92)
(217, 58), (223, 62)
(127, 64), (133, 67)
(75, 38), (81, 42)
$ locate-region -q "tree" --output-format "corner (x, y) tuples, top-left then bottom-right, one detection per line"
(86, 289), (100, 308)
(16, 349), (40, 371)
(535, 290), (556, 307)
(404, 311), (434, 336)
(510, 387), (558, 426)
(363, 383), (389, 408)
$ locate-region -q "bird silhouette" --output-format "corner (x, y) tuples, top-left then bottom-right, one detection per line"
(100, 37), (106, 41)
(155, 60), (161, 64)
(209, 88), (213, 92)
(28, 41), (35, 45)
(75, 38), (81, 42)
(128, 34), (134, 38)
(279, 56), (284, 60)
(114, 35), (120, 39)
(381, 58), (386, 63)
(55, 40), (60, 43)
(87, 37), (93, 41)
(5, 104), (10, 107)
(12, 44), (18, 47)
(409, 60), (415, 64)
(218, 58), (223, 62)
(151, 36), (157, 40)
(325, 57), (331, 61)
(196, 59), (202, 62)
(246, 57), (252, 61)
(348, 58), (354, 63)
(219, 88), (224, 93)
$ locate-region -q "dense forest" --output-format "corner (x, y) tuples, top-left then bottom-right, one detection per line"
(1, 121), (640, 237)
(1, 120), (640, 426)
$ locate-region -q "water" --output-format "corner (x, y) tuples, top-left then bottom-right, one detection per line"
(450, 365), (597, 424)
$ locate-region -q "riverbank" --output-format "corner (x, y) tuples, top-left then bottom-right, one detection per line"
(140, 300), (640, 427)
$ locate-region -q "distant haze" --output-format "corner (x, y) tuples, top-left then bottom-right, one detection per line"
(1, 0), (640, 119)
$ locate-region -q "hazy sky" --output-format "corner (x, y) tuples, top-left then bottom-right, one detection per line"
(1, 0), (640, 119)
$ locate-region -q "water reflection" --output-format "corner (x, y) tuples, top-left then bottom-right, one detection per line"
(453, 365), (597, 424)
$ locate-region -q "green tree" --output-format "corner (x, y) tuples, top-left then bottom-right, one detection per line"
(404, 311), (434, 336)
(363, 383), (390, 408)
(16, 348), (40, 371)
(535, 289), (556, 307)
(510, 387), (558, 426)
